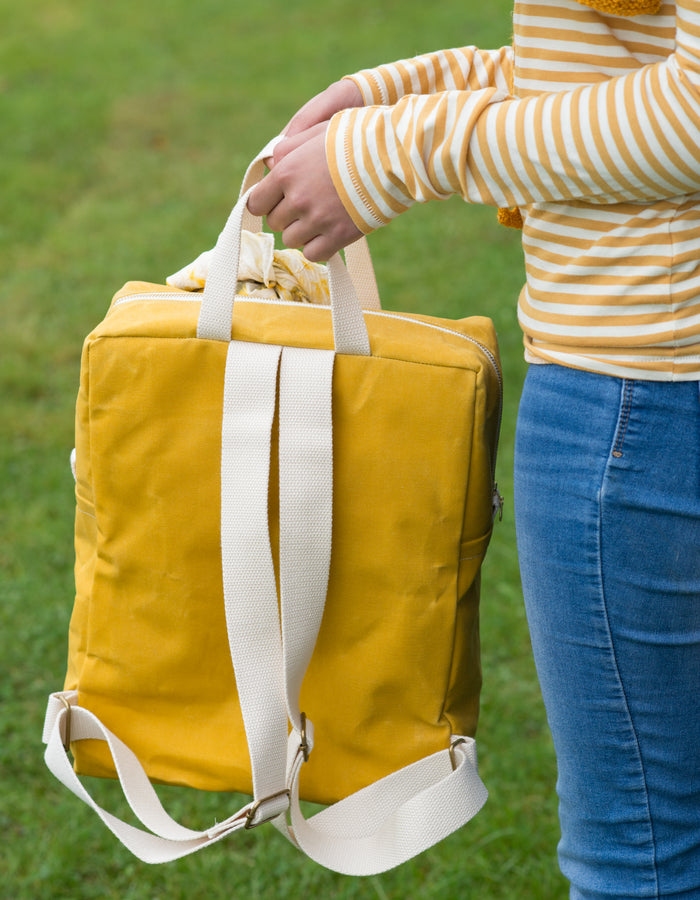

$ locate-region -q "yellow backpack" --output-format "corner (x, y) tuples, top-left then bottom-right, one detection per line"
(43, 149), (502, 873)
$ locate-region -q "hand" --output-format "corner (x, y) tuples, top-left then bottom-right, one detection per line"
(283, 79), (363, 139)
(248, 124), (362, 262)
(264, 79), (363, 170)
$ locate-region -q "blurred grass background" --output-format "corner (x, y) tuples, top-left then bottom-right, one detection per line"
(0, 0), (567, 896)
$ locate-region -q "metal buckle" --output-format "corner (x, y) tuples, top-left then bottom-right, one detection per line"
(449, 738), (467, 771)
(244, 789), (290, 830)
(493, 484), (504, 522)
(58, 695), (72, 754)
(299, 712), (310, 763)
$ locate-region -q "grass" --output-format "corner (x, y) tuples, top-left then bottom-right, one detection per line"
(1, 0), (567, 897)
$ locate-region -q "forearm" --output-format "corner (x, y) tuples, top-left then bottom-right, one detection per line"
(326, 88), (506, 232)
(330, 62), (700, 231)
(329, 6), (700, 232)
(472, 52), (700, 209)
(345, 45), (514, 105)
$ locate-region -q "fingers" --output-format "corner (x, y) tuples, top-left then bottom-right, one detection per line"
(247, 129), (329, 228)
(273, 213), (361, 263)
(284, 79), (363, 139)
(247, 170), (284, 218)
(266, 81), (363, 170)
(298, 221), (364, 263)
(263, 122), (325, 171)
(246, 130), (363, 262)
(271, 122), (327, 169)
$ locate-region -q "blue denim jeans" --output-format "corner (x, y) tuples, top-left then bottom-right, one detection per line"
(513, 364), (700, 899)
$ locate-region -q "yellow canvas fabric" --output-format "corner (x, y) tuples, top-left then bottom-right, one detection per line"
(65, 281), (501, 806)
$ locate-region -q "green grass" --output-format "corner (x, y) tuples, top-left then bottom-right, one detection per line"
(1, 1), (567, 897)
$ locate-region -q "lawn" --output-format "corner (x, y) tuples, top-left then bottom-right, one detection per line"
(0, 0), (567, 897)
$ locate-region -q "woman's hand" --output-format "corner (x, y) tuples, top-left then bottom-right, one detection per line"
(248, 79), (365, 261)
(285, 79), (363, 136)
(272, 79), (363, 157)
(248, 122), (362, 262)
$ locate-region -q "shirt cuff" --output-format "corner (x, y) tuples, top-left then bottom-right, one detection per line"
(326, 108), (412, 235)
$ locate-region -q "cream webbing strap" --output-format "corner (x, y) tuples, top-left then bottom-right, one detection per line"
(285, 735), (488, 875)
(43, 690), (273, 862)
(274, 349), (488, 875)
(343, 237), (380, 310)
(278, 346), (335, 728)
(220, 340), (289, 804)
(39, 340), (332, 864)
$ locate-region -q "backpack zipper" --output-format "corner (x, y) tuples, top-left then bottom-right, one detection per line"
(110, 291), (501, 388)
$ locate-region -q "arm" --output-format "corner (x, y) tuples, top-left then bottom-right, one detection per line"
(275, 45), (513, 147)
(330, 2), (700, 232)
(248, 45), (515, 260)
(347, 45), (514, 105)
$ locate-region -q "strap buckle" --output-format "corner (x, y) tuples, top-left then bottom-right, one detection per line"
(449, 738), (467, 771)
(299, 712), (310, 763)
(244, 789), (290, 830)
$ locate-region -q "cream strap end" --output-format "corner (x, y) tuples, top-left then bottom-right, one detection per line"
(42, 691), (285, 864)
(283, 730), (487, 876)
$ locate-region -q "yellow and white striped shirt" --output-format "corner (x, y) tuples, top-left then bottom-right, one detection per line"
(327, 0), (700, 380)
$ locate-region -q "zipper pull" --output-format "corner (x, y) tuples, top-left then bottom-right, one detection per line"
(492, 484), (504, 523)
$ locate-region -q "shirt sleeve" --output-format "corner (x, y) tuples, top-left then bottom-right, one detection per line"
(345, 45), (514, 105)
(327, 2), (700, 234)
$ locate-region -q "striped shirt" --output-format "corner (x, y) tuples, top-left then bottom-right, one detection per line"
(326, 0), (700, 380)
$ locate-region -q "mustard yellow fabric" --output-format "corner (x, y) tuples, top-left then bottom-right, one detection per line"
(65, 282), (501, 805)
(575, 0), (661, 13)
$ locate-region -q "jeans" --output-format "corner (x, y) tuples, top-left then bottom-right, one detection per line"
(513, 364), (700, 899)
